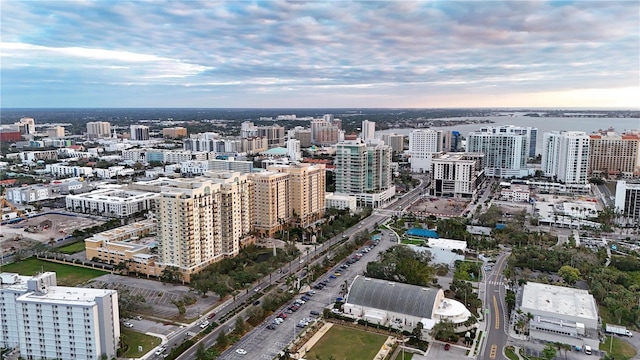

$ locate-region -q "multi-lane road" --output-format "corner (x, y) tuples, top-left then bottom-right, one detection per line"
(479, 251), (510, 360)
(169, 179), (430, 359)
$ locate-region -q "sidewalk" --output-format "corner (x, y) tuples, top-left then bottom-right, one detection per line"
(125, 332), (168, 360)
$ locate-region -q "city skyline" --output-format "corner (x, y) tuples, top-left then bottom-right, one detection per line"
(1, 1), (639, 109)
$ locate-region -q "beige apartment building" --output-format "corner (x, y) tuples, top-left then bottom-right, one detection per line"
(269, 163), (326, 227)
(589, 131), (640, 178)
(162, 126), (187, 138)
(154, 174), (252, 281)
(249, 171), (290, 236)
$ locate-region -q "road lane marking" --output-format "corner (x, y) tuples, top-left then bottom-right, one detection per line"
(493, 296), (500, 329)
(489, 344), (497, 359)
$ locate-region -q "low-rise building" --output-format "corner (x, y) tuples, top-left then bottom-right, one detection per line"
(4, 180), (91, 204)
(46, 164), (94, 178)
(520, 282), (599, 349)
(343, 276), (472, 334)
(84, 219), (162, 276)
(66, 185), (159, 218)
(500, 184), (531, 202)
(325, 192), (357, 212)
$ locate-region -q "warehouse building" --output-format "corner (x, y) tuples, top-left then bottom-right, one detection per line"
(520, 282), (599, 349)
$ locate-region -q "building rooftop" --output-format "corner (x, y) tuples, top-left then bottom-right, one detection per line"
(521, 282), (598, 321)
(18, 286), (115, 306)
(69, 187), (159, 203)
(346, 276), (442, 319)
(1, 272), (115, 306)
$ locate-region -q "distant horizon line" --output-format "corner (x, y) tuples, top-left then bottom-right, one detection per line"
(1, 107), (638, 111)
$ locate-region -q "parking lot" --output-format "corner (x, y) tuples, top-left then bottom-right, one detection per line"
(91, 274), (220, 320)
(217, 230), (399, 359)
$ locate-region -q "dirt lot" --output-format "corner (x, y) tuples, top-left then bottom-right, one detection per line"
(0, 213), (102, 255)
(407, 197), (469, 218)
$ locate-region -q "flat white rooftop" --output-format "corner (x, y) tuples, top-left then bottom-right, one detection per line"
(521, 282), (598, 321)
(18, 286), (115, 306)
(427, 238), (467, 250)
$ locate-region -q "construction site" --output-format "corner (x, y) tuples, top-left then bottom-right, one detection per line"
(0, 212), (103, 257)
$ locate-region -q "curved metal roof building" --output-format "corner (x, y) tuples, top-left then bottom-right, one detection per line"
(345, 276), (444, 319)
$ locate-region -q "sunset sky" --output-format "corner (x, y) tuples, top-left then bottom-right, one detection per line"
(1, 1), (639, 108)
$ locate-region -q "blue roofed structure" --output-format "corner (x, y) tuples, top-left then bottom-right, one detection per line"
(406, 228), (439, 239)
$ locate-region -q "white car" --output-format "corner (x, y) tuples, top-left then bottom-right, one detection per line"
(235, 349), (247, 355)
(200, 321), (209, 329)
(123, 322), (133, 328)
(155, 346), (167, 356)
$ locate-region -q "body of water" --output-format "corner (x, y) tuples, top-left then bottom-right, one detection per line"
(376, 116), (640, 156)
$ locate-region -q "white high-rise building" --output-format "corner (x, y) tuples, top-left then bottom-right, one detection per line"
(408, 129), (443, 173)
(335, 138), (394, 207)
(0, 272), (120, 360)
(542, 131), (590, 184)
(130, 125), (150, 141)
(286, 138), (301, 161)
(615, 181), (640, 226)
(86, 122), (112, 138)
(467, 127), (530, 178)
(17, 117), (36, 135)
(361, 120), (375, 142)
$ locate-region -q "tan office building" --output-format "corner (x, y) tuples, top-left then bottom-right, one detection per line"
(163, 127), (187, 139)
(86, 121), (111, 138)
(589, 131), (640, 178)
(46, 126), (65, 138)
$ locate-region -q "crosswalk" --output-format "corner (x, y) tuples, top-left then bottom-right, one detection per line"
(487, 281), (503, 286)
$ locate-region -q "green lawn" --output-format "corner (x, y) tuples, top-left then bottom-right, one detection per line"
(600, 335), (637, 359)
(397, 352), (413, 360)
(57, 241), (86, 254)
(0, 257), (107, 286)
(505, 346), (519, 360)
(401, 238), (425, 246)
(305, 325), (388, 360)
(121, 328), (162, 358)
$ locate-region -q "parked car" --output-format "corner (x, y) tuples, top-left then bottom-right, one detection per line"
(123, 322), (133, 328)
(310, 310), (320, 316)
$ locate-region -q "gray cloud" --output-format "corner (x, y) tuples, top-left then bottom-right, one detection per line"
(1, 0), (638, 107)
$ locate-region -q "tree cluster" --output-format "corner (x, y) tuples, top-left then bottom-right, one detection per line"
(365, 245), (435, 286)
(188, 244), (300, 297)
